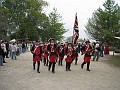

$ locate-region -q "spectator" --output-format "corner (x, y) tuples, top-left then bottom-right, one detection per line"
(93, 42), (101, 61)
(18, 42), (22, 54)
(100, 42), (104, 57)
(11, 43), (17, 60)
(5, 41), (9, 58)
(1, 41), (7, 63)
(0, 45), (4, 66)
(22, 42), (26, 53)
(104, 42), (109, 55)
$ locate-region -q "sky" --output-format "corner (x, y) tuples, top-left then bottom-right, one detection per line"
(45, 0), (120, 39)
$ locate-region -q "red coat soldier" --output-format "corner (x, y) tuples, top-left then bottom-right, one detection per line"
(64, 44), (68, 55)
(81, 41), (92, 71)
(72, 45), (78, 65)
(31, 41), (42, 73)
(47, 38), (57, 73)
(104, 43), (109, 55)
(65, 43), (73, 71)
(42, 42), (49, 66)
(58, 44), (64, 66)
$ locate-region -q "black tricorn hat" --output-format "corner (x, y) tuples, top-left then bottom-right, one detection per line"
(60, 44), (64, 47)
(85, 40), (90, 43)
(75, 29), (79, 33)
(67, 42), (73, 46)
(35, 40), (38, 42)
(73, 44), (77, 47)
(48, 38), (55, 42)
(68, 42), (72, 44)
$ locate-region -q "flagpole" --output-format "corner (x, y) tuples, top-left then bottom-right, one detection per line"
(72, 27), (74, 44)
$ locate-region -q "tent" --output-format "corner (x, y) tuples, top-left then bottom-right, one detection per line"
(10, 39), (16, 42)
(115, 37), (120, 40)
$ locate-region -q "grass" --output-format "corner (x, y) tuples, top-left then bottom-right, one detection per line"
(107, 55), (120, 67)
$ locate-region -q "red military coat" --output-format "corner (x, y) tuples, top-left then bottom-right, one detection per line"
(47, 44), (57, 62)
(65, 55), (72, 63)
(84, 45), (92, 63)
(58, 47), (64, 60)
(72, 47), (78, 60)
(65, 46), (73, 63)
(42, 44), (49, 59)
(104, 44), (109, 55)
(31, 45), (42, 62)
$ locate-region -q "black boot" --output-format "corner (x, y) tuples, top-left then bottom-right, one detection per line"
(44, 58), (46, 66)
(37, 61), (40, 73)
(60, 59), (63, 66)
(68, 63), (71, 71)
(46, 58), (48, 66)
(33, 62), (36, 70)
(75, 58), (78, 65)
(58, 60), (60, 65)
(52, 62), (55, 73)
(81, 62), (86, 69)
(66, 62), (68, 71)
(48, 62), (51, 71)
(87, 62), (90, 71)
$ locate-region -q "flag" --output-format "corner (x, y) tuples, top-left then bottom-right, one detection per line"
(73, 13), (79, 44)
(74, 13), (78, 31)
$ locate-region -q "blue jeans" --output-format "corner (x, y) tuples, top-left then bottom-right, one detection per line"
(22, 48), (26, 53)
(0, 55), (3, 66)
(9, 51), (12, 57)
(19, 47), (22, 54)
(93, 51), (99, 61)
(11, 52), (17, 60)
(100, 50), (104, 57)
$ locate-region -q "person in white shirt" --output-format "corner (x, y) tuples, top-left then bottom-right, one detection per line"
(18, 42), (22, 54)
(11, 43), (17, 60)
(9, 42), (12, 57)
(93, 42), (101, 61)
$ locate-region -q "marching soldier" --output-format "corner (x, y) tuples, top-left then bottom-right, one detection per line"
(72, 44), (78, 65)
(65, 43), (73, 71)
(31, 41), (42, 73)
(58, 44), (64, 66)
(64, 43), (68, 56)
(81, 41), (92, 71)
(42, 42), (49, 66)
(47, 38), (57, 73)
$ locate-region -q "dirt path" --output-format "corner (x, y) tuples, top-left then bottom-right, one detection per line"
(0, 52), (120, 90)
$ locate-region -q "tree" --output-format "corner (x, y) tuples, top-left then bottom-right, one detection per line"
(85, 0), (120, 50)
(1, 1), (67, 42)
(66, 36), (73, 43)
(0, 11), (7, 39)
(1, 0), (48, 40)
(40, 8), (67, 42)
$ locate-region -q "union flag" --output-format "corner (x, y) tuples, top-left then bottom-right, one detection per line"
(73, 13), (79, 44)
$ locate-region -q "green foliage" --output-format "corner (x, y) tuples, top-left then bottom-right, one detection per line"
(85, 0), (120, 48)
(66, 36), (73, 43)
(0, 0), (48, 40)
(0, 0), (66, 42)
(40, 8), (67, 42)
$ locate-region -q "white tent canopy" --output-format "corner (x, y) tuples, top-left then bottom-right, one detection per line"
(10, 39), (16, 42)
(115, 37), (120, 40)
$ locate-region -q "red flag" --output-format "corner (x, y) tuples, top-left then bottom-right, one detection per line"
(73, 13), (79, 44)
